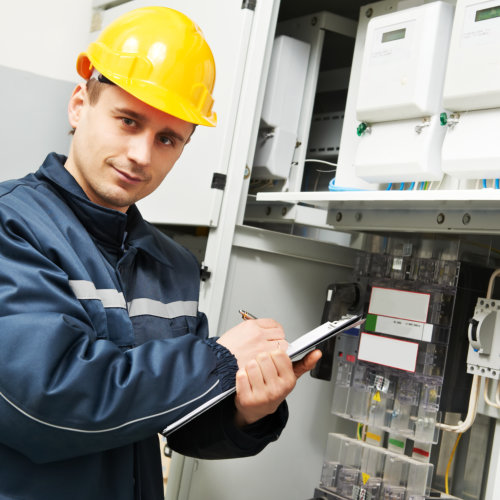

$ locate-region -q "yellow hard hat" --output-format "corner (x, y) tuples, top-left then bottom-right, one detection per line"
(76, 6), (216, 127)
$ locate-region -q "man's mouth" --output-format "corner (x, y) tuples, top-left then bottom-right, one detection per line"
(112, 166), (144, 184)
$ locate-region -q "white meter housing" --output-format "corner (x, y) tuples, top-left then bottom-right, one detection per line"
(253, 36), (310, 179)
(356, 2), (454, 123)
(443, 0), (500, 111)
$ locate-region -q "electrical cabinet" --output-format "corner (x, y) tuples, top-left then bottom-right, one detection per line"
(7, 1), (500, 500)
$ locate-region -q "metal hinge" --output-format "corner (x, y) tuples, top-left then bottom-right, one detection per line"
(200, 265), (211, 282)
(211, 173), (227, 190)
(242, 0), (256, 11)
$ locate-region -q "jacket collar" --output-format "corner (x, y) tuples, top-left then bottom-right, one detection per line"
(38, 153), (173, 267)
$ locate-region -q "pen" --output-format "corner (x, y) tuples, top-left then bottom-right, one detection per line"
(239, 309), (257, 320)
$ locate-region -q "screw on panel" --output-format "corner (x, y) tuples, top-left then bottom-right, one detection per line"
(311, 16), (318, 26)
(281, 207), (287, 216)
(436, 213), (445, 224)
(365, 8), (373, 18)
(462, 213), (471, 225)
(355, 212), (362, 222)
(336, 212), (343, 222)
(265, 206), (271, 216)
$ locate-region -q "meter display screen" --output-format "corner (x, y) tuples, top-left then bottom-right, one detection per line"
(381, 27), (406, 43)
(475, 5), (500, 22)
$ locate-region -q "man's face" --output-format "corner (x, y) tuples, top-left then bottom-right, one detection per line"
(66, 82), (194, 213)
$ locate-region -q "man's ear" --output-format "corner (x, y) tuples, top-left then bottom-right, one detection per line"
(68, 83), (88, 129)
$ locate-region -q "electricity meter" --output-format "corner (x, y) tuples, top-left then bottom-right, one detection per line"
(356, 2), (454, 123)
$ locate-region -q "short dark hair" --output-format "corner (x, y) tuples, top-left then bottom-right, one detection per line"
(86, 75), (114, 105)
(69, 77), (112, 135)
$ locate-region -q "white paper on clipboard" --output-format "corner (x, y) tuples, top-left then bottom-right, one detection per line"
(162, 314), (363, 436)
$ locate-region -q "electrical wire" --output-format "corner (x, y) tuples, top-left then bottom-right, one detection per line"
(445, 432), (462, 495)
(304, 159), (338, 169)
(486, 268), (500, 299)
(484, 377), (500, 409)
(357, 423), (363, 440)
(436, 373), (480, 433)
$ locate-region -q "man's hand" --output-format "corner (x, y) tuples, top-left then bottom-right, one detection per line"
(217, 318), (288, 369)
(233, 348), (322, 427)
(217, 318), (322, 427)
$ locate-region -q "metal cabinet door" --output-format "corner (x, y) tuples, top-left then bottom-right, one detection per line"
(98, 0), (255, 226)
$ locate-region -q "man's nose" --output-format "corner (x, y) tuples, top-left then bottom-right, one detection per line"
(127, 132), (153, 166)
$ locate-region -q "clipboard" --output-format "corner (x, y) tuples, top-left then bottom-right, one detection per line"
(162, 314), (364, 436)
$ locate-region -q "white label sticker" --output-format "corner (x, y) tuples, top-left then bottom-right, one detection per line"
(358, 332), (419, 372)
(369, 287), (430, 323)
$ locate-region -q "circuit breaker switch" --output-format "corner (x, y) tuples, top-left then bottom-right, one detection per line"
(467, 298), (500, 380)
(467, 308), (496, 354)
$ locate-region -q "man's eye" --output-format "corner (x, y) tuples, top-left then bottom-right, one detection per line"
(159, 135), (173, 146)
(121, 117), (135, 127)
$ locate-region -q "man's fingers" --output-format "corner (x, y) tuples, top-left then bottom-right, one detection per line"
(292, 349), (322, 378)
(254, 318), (286, 340)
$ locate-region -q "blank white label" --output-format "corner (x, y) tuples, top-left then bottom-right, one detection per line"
(358, 332), (419, 372)
(368, 287), (430, 323)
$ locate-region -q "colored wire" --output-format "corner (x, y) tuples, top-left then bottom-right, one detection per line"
(399, 183), (405, 190)
(496, 179), (500, 189)
(483, 179), (488, 189)
(445, 432), (462, 495)
(386, 183), (393, 191)
(409, 182), (415, 190)
(357, 423), (363, 440)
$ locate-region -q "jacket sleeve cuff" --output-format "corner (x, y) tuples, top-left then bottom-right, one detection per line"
(223, 399), (289, 452)
(203, 337), (238, 392)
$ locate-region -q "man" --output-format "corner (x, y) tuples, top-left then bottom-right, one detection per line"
(0, 6), (320, 499)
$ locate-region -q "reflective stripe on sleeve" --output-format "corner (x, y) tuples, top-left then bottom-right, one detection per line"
(69, 280), (126, 309)
(128, 298), (198, 318)
(69, 280), (198, 318)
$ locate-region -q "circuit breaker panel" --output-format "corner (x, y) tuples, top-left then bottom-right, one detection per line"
(315, 253), (492, 500)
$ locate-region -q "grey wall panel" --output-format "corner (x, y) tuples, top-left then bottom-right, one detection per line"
(0, 65), (75, 181)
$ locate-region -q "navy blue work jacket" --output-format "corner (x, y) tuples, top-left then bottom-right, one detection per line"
(0, 153), (287, 499)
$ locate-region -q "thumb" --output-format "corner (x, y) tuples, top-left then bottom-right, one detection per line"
(292, 349), (322, 379)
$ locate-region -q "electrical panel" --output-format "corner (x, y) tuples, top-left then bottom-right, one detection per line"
(315, 253), (492, 500)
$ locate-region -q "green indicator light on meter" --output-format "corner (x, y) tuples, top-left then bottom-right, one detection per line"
(440, 112), (447, 126)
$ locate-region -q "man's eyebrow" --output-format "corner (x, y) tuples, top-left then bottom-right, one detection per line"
(113, 107), (191, 143)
